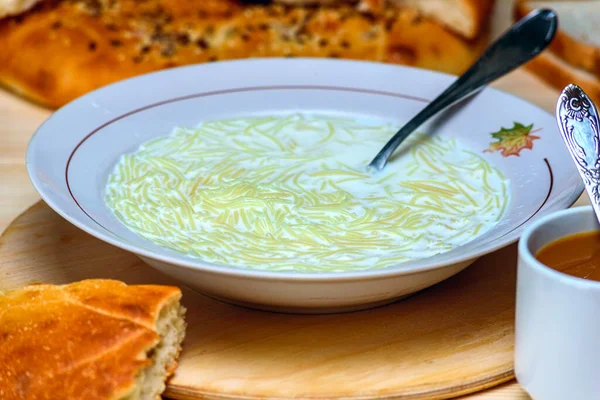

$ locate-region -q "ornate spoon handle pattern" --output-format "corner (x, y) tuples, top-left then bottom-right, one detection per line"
(556, 84), (600, 222)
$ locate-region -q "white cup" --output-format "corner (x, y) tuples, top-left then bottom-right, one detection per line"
(516, 205), (600, 399)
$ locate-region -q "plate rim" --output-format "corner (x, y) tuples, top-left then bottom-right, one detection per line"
(25, 57), (585, 281)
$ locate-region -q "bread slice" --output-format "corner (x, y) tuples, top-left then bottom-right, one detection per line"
(275, 0), (495, 39)
(515, 0), (600, 78)
(0, 0), (488, 109)
(524, 50), (600, 106)
(0, 0), (41, 18)
(0, 279), (186, 400)
(387, 0), (495, 39)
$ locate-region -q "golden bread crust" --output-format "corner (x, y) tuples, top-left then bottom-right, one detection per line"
(524, 51), (600, 107)
(278, 0), (495, 39)
(0, 279), (182, 400)
(62, 279), (181, 330)
(388, 0), (494, 39)
(0, 0), (487, 108)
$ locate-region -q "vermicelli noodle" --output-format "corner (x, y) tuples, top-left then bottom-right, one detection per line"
(105, 113), (509, 272)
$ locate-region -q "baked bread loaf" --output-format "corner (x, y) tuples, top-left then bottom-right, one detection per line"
(0, 279), (186, 400)
(389, 0), (494, 39)
(276, 0), (496, 39)
(0, 0), (489, 109)
(525, 50), (600, 105)
(515, 0), (600, 104)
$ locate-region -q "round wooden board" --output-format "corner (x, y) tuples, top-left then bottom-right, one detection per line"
(0, 201), (517, 400)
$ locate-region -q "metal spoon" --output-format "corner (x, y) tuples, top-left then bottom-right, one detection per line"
(368, 8), (558, 171)
(556, 84), (600, 223)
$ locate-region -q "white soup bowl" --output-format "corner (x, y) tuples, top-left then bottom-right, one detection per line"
(27, 58), (583, 313)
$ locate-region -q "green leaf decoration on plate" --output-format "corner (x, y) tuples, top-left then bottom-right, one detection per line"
(484, 122), (540, 157)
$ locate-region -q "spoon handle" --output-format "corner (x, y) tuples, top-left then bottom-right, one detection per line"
(368, 8), (558, 171)
(556, 84), (600, 224)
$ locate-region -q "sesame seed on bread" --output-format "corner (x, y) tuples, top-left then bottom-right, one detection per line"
(0, 0), (489, 108)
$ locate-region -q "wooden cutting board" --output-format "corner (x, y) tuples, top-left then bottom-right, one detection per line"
(0, 201), (519, 400)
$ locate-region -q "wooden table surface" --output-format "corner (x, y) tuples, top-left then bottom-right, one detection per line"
(0, 1), (575, 398)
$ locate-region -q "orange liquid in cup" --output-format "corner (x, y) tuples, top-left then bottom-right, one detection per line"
(536, 231), (600, 281)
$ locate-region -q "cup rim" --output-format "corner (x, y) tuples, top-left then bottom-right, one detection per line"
(519, 204), (600, 288)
